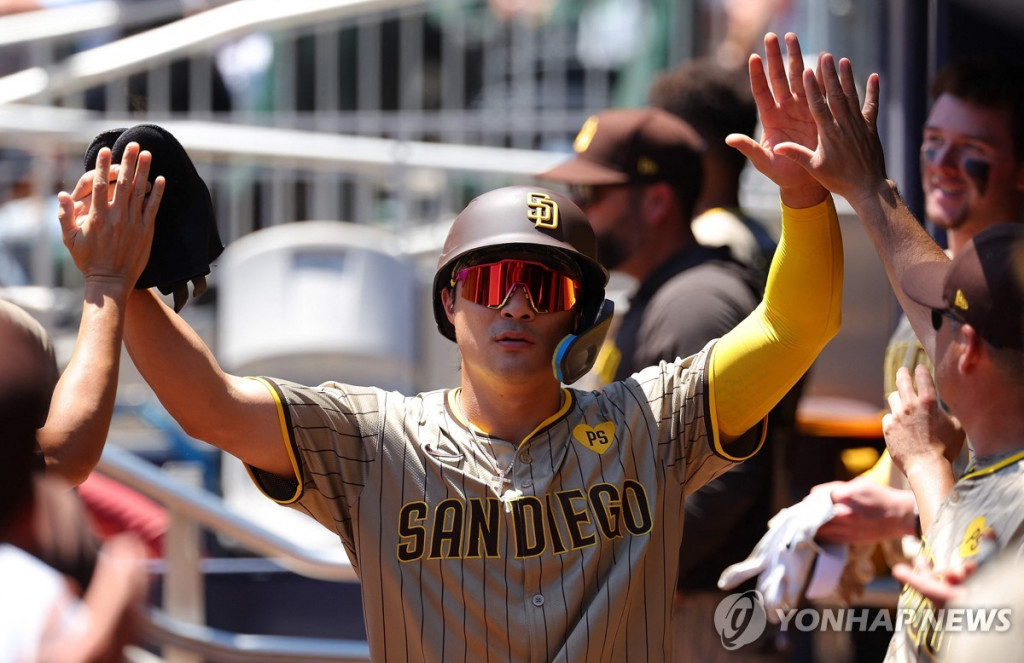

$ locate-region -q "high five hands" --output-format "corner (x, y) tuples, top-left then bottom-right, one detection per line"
(58, 143), (165, 297)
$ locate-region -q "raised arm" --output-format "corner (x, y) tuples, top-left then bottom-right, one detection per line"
(39, 144), (163, 484)
(771, 48), (950, 361)
(711, 33), (843, 443)
(46, 143), (292, 480)
(121, 290), (291, 477)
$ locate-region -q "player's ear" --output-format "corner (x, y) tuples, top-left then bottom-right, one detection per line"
(957, 323), (984, 374)
(642, 182), (673, 226)
(441, 287), (456, 320)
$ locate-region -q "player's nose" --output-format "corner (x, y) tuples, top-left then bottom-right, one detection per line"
(500, 286), (537, 320)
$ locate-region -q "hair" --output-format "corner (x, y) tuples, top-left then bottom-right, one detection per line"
(0, 301), (58, 532)
(0, 385), (40, 532)
(990, 344), (1024, 384)
(929, 54), (1024, 161)
(649, 57), (757, 178)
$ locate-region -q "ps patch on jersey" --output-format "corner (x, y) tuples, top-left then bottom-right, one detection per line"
(959, 515), (989, 558)
(572, 421), (615, 454)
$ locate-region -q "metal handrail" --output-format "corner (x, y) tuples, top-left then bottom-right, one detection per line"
(0, 104), (567, 177)
(141, 607), (370, 663)
(0, 0), (425, 105)
(0, 0), (194, 48)
(97, 443), (356, 582)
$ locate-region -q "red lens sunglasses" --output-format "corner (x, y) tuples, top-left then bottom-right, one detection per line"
(452, 259), (580, 313)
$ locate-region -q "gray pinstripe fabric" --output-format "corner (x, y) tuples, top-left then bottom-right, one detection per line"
(247, 342), (764, 662)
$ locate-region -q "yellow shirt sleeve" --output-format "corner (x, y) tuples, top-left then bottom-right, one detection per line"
(711, 197), (844, 437)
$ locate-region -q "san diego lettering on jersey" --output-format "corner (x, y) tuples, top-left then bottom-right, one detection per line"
(396, 480), (654, 561)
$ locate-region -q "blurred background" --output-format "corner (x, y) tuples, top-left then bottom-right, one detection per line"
(1, 1), (1022, 661)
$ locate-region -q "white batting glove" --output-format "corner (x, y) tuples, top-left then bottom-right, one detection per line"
(718, 488), (847, 620)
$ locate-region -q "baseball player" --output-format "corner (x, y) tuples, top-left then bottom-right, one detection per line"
(60, 34), (845, 662)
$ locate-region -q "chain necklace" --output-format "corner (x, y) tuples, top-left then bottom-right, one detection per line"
(459, 393), (523, 512)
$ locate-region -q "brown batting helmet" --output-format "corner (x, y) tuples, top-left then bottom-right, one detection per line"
(432, 186), (612, 383)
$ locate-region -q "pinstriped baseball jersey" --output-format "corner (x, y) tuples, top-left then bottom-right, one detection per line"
(884, 449), (1024, 663)
(247, 340), (765, 662)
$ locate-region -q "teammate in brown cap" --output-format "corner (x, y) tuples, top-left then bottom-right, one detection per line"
(57, 33), (847, 661)
(537, 107), (765, 383)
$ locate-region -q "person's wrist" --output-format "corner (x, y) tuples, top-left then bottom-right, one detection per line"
(84, 273), (135, 303)
(902, 454), (953, 496)
(779, 181), (829, 209)
(897, 490), (920, 537)
(846, 178), (900, 214)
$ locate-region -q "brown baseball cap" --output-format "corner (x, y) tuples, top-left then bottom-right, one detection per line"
(537, 107), (705, 186)
(902, 223), (1024, 351)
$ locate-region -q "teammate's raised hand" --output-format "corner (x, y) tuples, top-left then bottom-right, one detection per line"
(726, 32), (828, 208)
(773, 51), (889, 210)
(58, 143), (165, 294)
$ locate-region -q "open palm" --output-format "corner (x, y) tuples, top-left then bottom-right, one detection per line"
(728, 33), (825, 200)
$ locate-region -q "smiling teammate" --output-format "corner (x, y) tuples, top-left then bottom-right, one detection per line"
(809, 55), (1024, 602)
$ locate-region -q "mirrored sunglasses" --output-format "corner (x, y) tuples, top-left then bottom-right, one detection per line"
(453, 259), (580, 313)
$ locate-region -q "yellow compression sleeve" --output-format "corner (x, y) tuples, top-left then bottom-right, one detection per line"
(712, 197), (843, 437)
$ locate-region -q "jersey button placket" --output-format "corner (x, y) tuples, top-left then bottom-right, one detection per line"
(531, 594), (545, 607)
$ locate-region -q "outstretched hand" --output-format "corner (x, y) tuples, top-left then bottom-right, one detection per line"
(726, 32), (828, 208)
(813, 479), (918, 545)
(891, 551), (982, 610)
(57, 143), (165, 295)
(772, 50), (889, 209)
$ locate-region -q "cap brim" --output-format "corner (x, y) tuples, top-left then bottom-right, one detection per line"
(901, 260), (951, 309)
(537, 157), (630, 185)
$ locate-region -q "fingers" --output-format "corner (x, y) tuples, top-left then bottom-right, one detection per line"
(91, 147), (112, 216)
(747, 53), (776, 118)
(764, 32), (791, 102)
(725, 133), (762, 160)
(820, 54), (850, 123)
(783, 32), (806, 98)
(810, 480), (845, 495)
(881, 411), (895, 437)
(802, 64), (833, 130)
(772, 139), (815, 166)
(837, 58), (864, 119)
(57, 191), (75, 238)
(894, 364), (915, 403)
(863, 72), (880, 129)
(71, 167), (98, 202)
(912, 363), (937, 403)
(129, 149), (153, 223)
(112, 142), (141, 210)
(142, 175), (165, 230)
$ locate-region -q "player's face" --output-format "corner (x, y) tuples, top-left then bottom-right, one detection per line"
(572, 184), (645, 276)
(921, 95), (1024, 237)
(443, 261), (578, 386)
